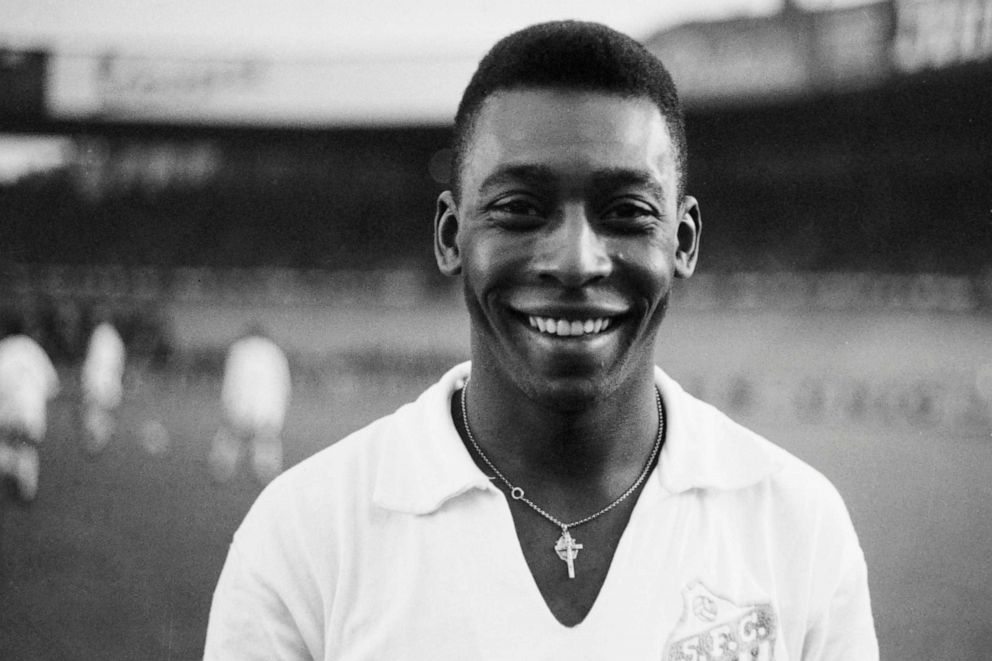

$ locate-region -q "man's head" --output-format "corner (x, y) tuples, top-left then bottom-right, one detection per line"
(451, 20), (688, 203)
(435, 21), (700, 406)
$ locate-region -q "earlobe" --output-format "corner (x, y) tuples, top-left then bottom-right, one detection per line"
(674, 196), (701, 279)
(434, 191), (462, 276)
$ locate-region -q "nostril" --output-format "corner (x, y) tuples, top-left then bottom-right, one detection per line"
(537, 266), (610, 288)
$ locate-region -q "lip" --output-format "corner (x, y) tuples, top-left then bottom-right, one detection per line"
(511, 305), (627, 319)
(507, 299), (630, 318)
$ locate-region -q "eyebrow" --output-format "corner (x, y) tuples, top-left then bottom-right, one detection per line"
(590, 168), (668, 204)
(478, 164), (668, 203)
(478, 164), (556, 194)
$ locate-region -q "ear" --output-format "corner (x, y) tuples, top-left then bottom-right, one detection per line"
(434, 190), (462, 276)
(674, 195), (701, 279)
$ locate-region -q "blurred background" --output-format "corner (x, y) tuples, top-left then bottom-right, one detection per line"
(1, 0), (990, 658)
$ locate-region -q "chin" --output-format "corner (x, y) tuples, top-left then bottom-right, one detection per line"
(514, 369), (618, 411)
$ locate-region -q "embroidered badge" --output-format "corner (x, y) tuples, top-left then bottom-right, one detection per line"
(664, 582), (777, 661)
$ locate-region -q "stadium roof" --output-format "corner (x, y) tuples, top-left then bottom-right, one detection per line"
(1, 0), (785, 57)
(0, 0), (918, 128)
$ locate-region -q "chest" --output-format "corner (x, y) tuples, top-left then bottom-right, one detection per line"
(325, 488), (800, 660)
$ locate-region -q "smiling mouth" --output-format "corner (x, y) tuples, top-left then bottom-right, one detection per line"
(525, 315), (615, 337)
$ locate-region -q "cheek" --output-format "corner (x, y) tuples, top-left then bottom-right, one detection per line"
(464, 234), (529, 285)
(463, 249), (496, 289)
(614, 244), (672, 293)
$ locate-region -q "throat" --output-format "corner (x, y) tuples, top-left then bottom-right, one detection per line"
(452, 383), (662, 483)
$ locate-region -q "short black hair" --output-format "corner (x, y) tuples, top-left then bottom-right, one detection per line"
(452, 20), (687, 200)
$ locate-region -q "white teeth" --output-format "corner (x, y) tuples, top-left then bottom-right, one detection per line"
(526, 315), (615, 337)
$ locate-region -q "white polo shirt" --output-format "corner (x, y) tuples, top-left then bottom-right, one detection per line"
(205, 363), (877, 660)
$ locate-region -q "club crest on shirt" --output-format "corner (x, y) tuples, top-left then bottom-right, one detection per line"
(664, 582), (777, 661)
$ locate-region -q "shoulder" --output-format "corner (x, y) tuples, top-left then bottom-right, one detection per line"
(231, 368), (455, 549)
(91, 322), (124, 346)
(658, 368), (856, 533)
(669, 384), (876, 654)
(241, 406), (405, 527)
(231, 362), (470, 555)
(0, 335), (57, 384)
(228, 336), (282, 360)
(0, 335), (49, 362)
(722, 400), (852, 524)
(718, 401), (845, 509)
(224, 337), (290, 377)
(724, 411), (862, 563)
(222, 414), (394, 600)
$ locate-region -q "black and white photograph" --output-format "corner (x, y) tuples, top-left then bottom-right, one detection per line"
(1, 1), (990, 658)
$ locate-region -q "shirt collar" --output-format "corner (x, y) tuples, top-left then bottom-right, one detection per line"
(373, 362), (784, 515)
(653, 366), (785, 494)
(373, 362), (492, 514)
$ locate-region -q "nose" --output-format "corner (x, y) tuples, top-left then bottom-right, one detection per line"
(536, 206), (611, 287)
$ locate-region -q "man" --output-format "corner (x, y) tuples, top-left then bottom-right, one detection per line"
(80, 320), (126, 455)
(0, 330), (59, 503)
(208, 330), (292, 484)
(205, 21), (877, 659)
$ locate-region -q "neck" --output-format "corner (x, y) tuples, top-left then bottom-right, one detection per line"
(459, 363), (660, 486)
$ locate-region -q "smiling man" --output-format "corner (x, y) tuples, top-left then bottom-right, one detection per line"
(205, 21), (878, 660)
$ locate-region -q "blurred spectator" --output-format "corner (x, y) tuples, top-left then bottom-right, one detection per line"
(81, 321), (126, 455)
(208, 331), (291, 484)
(0, 331), (59, 503)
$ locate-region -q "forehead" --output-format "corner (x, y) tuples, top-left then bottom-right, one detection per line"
(461, 89), (677, 194)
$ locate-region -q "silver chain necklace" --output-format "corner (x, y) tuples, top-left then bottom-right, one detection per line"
(459, 380), (664, 579)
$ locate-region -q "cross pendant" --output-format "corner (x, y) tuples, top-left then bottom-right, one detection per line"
(554, 529), (583, 579)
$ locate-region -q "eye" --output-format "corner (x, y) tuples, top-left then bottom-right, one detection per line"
(491, 198), (542, 216)
(600, 200), (660, 232)
(487, 197), (545, 229)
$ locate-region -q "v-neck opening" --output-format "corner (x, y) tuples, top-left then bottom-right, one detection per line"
(446, 382), (668, 631)
(493, 469), (662, 630)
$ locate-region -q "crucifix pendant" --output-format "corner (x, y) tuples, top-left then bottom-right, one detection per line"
(554, 528), (583, 579)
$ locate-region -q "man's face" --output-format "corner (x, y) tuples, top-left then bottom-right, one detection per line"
(435, 89), (700, 404)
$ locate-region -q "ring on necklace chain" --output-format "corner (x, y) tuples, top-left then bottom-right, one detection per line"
(460, 379), (664, 580)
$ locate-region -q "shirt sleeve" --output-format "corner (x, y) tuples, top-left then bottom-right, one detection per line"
(801, 495), (879, 660)
(203, 540), (313, 661)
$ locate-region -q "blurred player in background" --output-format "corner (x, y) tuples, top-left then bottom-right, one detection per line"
(0, 329), (59, 503)
(80, 320), (126, 455)
(208, 330), (291, 484)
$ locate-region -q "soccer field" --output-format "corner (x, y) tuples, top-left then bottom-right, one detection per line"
(1, 306), (989, 659)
